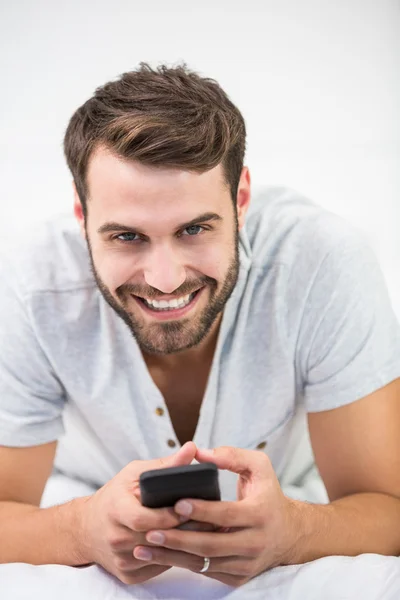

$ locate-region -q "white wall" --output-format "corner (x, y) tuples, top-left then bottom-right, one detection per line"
(1, 0), (399, 313)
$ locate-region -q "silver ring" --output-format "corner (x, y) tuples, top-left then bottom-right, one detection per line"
(199, 557), (211, 573)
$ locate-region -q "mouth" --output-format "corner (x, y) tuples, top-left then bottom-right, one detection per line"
(131, 287), (204, 320)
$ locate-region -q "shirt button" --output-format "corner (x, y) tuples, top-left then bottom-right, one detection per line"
(256, 441), (267, 450)
(155, 407), (164, 416)
(167, 439), (177, 448)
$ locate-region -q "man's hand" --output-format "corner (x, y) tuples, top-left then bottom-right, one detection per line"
(133, 446), (298, 587)
(78, 441), (197, 585)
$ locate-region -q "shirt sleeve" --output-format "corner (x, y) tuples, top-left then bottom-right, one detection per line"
(295, 217), (400, 412)
(0, 257), (65, 446)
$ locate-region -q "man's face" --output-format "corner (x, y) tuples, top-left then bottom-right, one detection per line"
(75, 146), (249, 356)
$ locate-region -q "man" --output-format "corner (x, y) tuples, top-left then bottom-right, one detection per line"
(0, 62), (399, 588)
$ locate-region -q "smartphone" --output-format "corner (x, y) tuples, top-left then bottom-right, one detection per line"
(139, 462), (221, 509)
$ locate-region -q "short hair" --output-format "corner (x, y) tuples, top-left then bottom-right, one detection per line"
(63, 62), (246, 216)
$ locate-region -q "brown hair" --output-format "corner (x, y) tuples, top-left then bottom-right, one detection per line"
(63, 62), (246, 217)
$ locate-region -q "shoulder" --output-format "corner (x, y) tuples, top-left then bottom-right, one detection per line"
(0, 213), (96, 298)
(244, 185), (373, 275)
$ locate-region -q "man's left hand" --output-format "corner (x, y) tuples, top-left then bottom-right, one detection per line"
(133, 446), (300, 587)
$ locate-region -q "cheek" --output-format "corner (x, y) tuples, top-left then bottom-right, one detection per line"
(95, 249), (142, 289)
(180, 242), (226, 280)
(195, 248), (227, 281)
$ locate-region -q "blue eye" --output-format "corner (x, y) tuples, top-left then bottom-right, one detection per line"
(115, 232), (140, 242)
(182, 225), (204, 236)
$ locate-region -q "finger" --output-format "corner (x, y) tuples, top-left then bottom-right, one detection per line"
(119, 503), (190, 532)
(115, 563), (171, 585)
(113, 549), (167, 574)
(145, 528), (249, 558)
(114, 549), (149, 572)
(133, 545), (203, 572)
(133, 546), (248, 576)
(196, 446), (271, 478)
(132, 442), (198, 478)
(106, 525), (149, 551)
(108, 521), (216, 552)
(137, 546), (252, 576)
(176, 521), (218, 531)
(176, 520), (217, 532)
(174, 498), (258, 528)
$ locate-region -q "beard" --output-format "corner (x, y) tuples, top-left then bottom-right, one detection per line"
(85, 222), (240, 356)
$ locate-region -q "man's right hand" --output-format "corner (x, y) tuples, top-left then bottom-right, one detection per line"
(78, 441), (197, 585)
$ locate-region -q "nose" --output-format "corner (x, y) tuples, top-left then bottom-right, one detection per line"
(143, 243), (186, 294)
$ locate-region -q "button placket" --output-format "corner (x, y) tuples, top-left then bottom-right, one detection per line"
(150, 393), (178, 452)
(154, 405), (178, 448)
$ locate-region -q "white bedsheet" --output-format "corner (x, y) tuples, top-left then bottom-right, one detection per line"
(1, 474), (399, 599)
(2, 554), (400, 600)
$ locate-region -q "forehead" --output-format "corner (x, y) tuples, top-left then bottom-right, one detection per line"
(86, 146), (229, 215)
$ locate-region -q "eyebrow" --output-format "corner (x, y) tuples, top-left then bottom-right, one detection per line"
(97, 212), (223, 236)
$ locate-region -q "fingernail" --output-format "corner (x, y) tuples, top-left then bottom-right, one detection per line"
(175, 500), (193, 516)
(147, 531), (165, 544)
(135, 547), (153, 561)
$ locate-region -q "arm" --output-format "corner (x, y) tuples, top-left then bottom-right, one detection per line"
(288, 377), (400, 562)
(0, 498), (88, 565)
(0, 442), (88, 565)
(0, 253), (89, 564)
(135, 403), (400, 589)
(0, 439), (200, 585)
(288, 216), (400, 559)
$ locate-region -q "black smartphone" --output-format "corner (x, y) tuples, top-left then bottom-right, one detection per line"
(139, 462), (221, 509)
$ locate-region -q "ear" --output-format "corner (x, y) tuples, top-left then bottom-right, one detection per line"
(72, 181), (86, 240)
(236, 167), (251, 231)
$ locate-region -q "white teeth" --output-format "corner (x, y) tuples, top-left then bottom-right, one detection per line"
(143, 292), (194, 310)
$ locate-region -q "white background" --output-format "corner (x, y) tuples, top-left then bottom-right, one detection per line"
(1, 0), (399, 314)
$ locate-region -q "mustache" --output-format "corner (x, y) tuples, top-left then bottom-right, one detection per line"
(118, 276), (216, 300)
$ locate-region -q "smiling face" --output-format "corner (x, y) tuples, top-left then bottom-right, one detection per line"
(74, 146), (251, 356)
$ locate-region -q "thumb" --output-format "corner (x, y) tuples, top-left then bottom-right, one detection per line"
(159, 441), (198, 469)
(196, 445), (270, 477)
(133, 441), (197, 478)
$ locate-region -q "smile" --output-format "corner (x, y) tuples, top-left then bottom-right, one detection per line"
(141, 291), (197, 311)
(132, 287), (204, 319)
